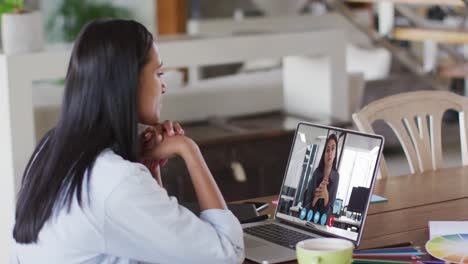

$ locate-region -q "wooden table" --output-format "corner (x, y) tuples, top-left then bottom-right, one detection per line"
(242, 166), (468, 263)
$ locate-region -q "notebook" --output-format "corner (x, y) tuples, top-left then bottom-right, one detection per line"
(429, 221), (468, 239)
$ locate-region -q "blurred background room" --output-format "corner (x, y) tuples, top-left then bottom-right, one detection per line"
(3, 0), (468, 261)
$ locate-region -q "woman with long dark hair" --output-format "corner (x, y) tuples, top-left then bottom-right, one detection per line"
(303, 134), (340, 215)
(12, 20), (244, 263)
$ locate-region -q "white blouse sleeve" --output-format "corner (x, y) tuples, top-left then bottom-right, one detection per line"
(103, 164), (245, 264)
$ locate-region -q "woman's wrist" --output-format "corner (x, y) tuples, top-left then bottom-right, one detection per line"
(175, 136), (226, 210)
(178, 136), (200, 160)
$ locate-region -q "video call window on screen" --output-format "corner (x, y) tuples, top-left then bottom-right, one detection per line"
(277, 125), (381, 241)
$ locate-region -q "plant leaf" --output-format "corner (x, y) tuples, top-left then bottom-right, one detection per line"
(47, 0), (133, 42)
(2, 0), (22, 9)
(0, 3), (16, 13)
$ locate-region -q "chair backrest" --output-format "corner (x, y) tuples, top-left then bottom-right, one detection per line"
(352, 91), (468, 179)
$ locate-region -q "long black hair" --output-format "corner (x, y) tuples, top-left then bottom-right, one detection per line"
(13, 19), (154, 244)
(316, 134), (338, 172)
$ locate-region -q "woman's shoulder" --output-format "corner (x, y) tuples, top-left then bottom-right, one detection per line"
(93, 149), (142, 175)
(89, 149), (153, 198)
(312, 168), (322, 177)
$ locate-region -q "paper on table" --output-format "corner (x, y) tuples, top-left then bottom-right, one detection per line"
(429, 221), (468, 239)
(370, 194), (388, 204)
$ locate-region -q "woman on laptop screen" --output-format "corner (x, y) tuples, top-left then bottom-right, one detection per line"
(303, 134), (340, 215)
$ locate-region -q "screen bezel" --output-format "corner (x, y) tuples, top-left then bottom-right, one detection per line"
(273, 122), (385, 247)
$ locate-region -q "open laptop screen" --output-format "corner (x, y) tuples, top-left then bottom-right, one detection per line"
(275, 123), (383, 244)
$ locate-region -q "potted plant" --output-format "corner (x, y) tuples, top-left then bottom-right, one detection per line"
(47, 0), (132, 43)
(1, 0), (44, 54)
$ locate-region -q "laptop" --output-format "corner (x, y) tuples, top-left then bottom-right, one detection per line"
(243, 122), (384, 263)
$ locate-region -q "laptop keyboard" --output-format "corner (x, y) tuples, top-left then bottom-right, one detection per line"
(244, 223), (314, 249)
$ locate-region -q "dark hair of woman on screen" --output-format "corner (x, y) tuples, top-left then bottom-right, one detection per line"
(12, 19), (244, 264)
(302, 134), (340, 215)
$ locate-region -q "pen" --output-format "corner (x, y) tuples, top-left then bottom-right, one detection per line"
(353, 259), (412, 264)
(361, 242), (413, 250)
(355, 248), (421, 254)
(242, 214), (270, 224)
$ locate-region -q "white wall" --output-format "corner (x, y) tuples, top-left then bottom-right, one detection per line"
(114, 0), (156, 36)
(0, 55), (17, 264)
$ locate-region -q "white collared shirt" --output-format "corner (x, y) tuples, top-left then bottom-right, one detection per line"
(12, 149), (245, 264)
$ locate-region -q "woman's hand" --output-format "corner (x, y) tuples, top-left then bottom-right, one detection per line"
(147, 135), (198, 161)
(142, 120), (184, 152)
(140, 120), (185, 183)
(314, 179), (328, 197)
(314, 179), (330, 207)
(319, 184), (329, 200)
(312, 179), (328, 207)
(144, 121), (226, 211)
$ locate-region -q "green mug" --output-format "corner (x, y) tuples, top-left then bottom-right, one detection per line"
(296, 238), (354, 264)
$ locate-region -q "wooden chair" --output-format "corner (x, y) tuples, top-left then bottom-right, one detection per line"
(352, 91), (468, 179)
